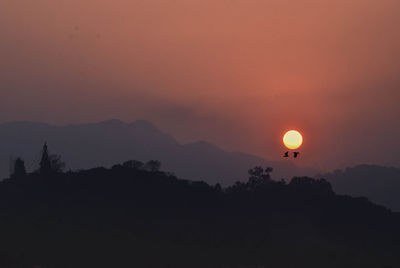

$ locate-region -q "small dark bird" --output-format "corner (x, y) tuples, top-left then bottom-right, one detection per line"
(283, 152), (289, 157)
(293, 152), (300, 158)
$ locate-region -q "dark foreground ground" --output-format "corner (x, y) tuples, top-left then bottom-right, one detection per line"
(0, 163), (399, 267)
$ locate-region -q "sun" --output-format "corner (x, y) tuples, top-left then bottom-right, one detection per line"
(283, 130), (303, 150)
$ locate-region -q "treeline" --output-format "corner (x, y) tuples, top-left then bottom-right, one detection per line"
(9, 143), (163, 178)
(0, 145), (399, 267)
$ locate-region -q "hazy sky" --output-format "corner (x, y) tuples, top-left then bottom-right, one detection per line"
(1, 0), (399, 170)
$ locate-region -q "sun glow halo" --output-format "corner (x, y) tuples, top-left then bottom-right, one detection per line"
(283, 130), (303, 150)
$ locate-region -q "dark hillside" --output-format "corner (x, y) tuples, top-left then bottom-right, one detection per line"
(319, 165), (400, 211)
(0, 163), (399, 267)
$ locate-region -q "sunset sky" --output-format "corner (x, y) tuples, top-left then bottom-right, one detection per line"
(1, 0), (399, 170)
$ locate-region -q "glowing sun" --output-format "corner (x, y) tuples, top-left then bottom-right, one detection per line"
(283, 130), (303, 150)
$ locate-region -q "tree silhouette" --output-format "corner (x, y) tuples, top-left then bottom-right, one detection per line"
(39, 143), (65, 174)
(39, 142), (51, 174)
(289, 176), (334, 196)
(11, 157), (27, 178)
(248, 166), (273, 188)
(144, 160), (161, 172)
(49, 154), (66, 173)
(123, 160), (144, 170)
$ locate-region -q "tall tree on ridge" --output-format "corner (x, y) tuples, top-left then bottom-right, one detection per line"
(39, 142), (52, 174)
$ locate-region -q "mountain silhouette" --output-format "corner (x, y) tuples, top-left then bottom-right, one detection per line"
(0, 120), (314, 184)
(318, 165), (400, 211)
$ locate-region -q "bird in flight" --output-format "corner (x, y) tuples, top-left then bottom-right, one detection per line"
(283, 152), (289, 158)
(293, 152), (300, 158)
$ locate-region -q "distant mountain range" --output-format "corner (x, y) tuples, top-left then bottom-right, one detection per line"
(0, 120), (314, 185)
(3, 120), (399, 211)
(318, 165), (400, 211)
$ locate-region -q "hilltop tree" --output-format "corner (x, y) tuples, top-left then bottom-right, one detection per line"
(39, 142), (52, 174)
(50, 154), (66, 173)
(11, 157), (27, 178)
(39, 143), (65, 174)
(144, 160), (161, 172)
(122, 160), (144, 170)
(247, 166), (273, 188)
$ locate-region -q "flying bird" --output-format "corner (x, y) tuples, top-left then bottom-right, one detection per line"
(293, 152), (300, 158)
(283, 152), (289, 158)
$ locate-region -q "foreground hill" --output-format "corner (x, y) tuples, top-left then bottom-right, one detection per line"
(0, 164), (399, 267)
(0, 120), (313, 184)
(318, 165), (400, 211)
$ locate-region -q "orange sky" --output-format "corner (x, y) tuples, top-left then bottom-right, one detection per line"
(1, 0), (399, 170)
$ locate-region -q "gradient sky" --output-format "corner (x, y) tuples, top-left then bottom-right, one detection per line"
(1, 0), (399, 170)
